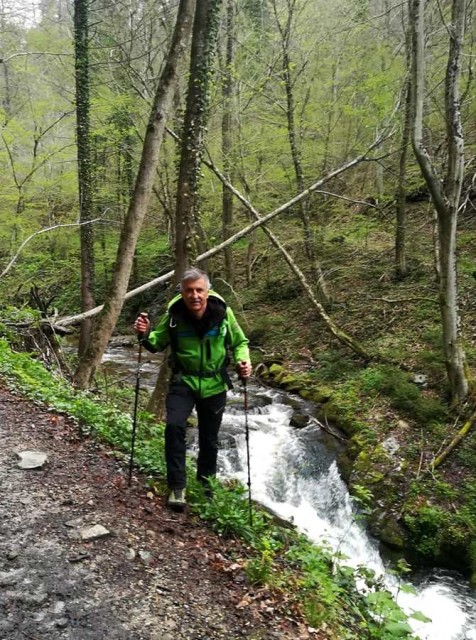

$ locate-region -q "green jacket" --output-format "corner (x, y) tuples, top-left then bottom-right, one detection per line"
(143, 291), (250, 398)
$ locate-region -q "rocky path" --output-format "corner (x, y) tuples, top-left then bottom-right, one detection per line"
(0, 383), (311, 640)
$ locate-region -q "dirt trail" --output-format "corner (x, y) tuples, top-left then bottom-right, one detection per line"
(0, 383), (311, 640)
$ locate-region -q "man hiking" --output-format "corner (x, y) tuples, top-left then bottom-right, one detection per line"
(134, 268), (252, 512)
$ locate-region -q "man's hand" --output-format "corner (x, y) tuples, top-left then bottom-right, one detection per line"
(134, 312), (150, 337)
(236, 360), (252, 380)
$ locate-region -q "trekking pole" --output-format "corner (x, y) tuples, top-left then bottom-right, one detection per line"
(242, 377), (253, 527)
(128, 314), (147, 487)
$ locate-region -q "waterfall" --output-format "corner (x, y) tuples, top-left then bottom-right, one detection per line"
(215, 386), (476, 640)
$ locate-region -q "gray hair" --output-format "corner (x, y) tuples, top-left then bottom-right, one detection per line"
(180, 268), (211, 290)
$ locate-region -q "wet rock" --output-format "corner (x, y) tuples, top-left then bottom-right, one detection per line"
(17, 451), (48, 469)
(290, 413), (309, 429)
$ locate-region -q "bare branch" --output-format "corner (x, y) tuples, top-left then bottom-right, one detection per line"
(1, 218), (106, 278)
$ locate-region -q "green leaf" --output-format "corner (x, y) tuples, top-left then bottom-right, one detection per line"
(383, 620), (413, 637)
(410, 610), (432, 623)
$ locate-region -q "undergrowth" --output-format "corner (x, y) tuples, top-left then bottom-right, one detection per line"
(0, 337), (426, 639)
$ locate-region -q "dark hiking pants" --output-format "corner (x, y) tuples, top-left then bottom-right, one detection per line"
(165, 382), (227, 490)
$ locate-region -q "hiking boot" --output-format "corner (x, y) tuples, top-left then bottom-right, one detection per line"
(167, 489), (186, 512)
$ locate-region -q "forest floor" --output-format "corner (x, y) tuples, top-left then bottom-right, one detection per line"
(0, 382), (318, 640)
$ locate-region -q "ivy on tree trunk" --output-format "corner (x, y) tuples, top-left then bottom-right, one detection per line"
(74, 0), (95, 357)
(174, 0), (223, 281)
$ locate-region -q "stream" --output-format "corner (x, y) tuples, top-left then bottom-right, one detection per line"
(102, 345), (476, 640)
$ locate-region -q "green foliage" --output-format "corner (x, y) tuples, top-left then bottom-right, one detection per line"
(316, 350), (360, 382)
(245, 536), (280, 586)
(404, 504), (447, 558)
(190, 478), (271, 543)
(358, 365), (448, 425)
(403, 500), (474, 563)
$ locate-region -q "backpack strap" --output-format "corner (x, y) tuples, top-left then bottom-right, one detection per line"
(167, 314), (234, 389)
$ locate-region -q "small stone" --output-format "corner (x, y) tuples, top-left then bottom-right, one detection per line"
(64, 518), (82, 528)
(56, 618), (68, 628)
(53, 601), (65, 614)
(80, 525), (110, 541)
(126, 548), (136, 561)
(17, 451), (48, 469)
(382, 436), (400, 456)
(139, 550), (153, 565)
(68, 552), (90, 563)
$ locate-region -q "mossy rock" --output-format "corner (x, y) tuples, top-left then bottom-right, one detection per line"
(320, 399), (356, 436)
(299, 386), (333, 404)
(290, 413), (309, 429)
(370, 512), (406, 550)
(267, 363), (285, 382)
(279, 374), (302, 392)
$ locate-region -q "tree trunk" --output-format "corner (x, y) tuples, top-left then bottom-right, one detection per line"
(271, 0), (329, 301)
(395, 76), (411, 279)
(174, 0), (223, 281)
(73, 0), (196, 389)
(74, 0), (96, 357)
(410, 0), (469, 403)
(221, 0), (235, 286)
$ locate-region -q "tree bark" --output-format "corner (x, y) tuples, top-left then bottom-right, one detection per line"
(395, 12), (412, 280)
(271, 0), (329, 301)
(221, 0), (235, 286)
(429, 408), (476, 469)
(174, 0), (222, 282)
(73, 0), (196, 389)
(74, 0), (96, 357)
(410, 0), (469, 403)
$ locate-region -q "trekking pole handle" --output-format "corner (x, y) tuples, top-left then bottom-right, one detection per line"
(135, 312), (149, 339)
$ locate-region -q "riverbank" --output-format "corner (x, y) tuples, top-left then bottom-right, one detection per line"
(0, 338), (430, 639)
(0, 381), (315, 640)
(258, 362), (476, 586)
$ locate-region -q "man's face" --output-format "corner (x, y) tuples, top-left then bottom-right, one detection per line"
(181, 277), (209, 318)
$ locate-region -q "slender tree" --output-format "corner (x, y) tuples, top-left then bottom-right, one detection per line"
(221, 0), (235, 286)
(270, 0), (329, 300)
(410, 0), (469, 403)
(74, 0), (95, 356)
(395, 13), (412, 280)
(73, 0), (196, 389)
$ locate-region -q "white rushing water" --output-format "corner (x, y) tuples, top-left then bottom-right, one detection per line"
(215, 386), (476, 640)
